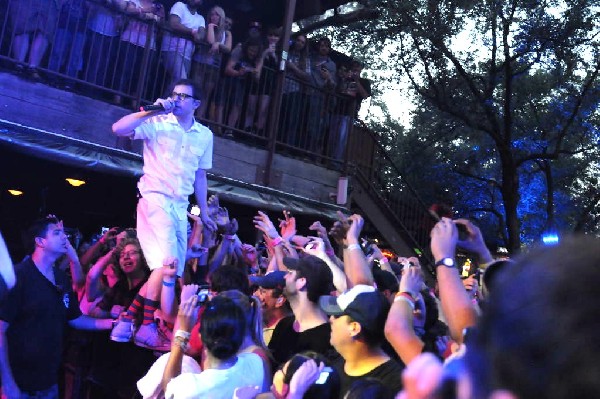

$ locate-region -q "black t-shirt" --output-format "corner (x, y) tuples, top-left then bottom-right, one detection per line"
(0, 258), (82, 391)
(332, 355), (404, 398)
(268, 315), (337, 368)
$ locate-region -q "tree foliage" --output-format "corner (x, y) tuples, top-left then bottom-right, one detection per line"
(312, 0), (599, 251)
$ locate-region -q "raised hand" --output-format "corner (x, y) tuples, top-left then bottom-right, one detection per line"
(430, 217), (457, 261)
(346, 214), (364, 242)
(224, 218), (239, 235)
(309, 220), (327, 238)
(254, 211), (279, 239)
(214, 206), (230, 231)
(279, 210), (297, 240)
(329, 211), (351, 245)
(399, 263), (423, 297)
(303, 237), (326, 259)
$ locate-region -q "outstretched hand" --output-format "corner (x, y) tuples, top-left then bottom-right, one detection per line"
(254, 211), (280, 239)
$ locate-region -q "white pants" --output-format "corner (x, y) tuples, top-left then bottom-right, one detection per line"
(136, 197), (187, 276)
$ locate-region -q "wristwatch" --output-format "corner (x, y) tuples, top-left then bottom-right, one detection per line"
(434, 257), (455, 268)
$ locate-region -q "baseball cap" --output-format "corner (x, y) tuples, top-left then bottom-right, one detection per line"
(319, 285), (390, 336)
(249, 271), (286, 289)
(283, 255), (333, 300)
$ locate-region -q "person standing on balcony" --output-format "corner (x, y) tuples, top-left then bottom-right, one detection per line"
(8, 0), (61, 79)
(280, 34), (311, 148)
(307, 36), (336, 154)
(160, 0), (205, 94)
(111, 78), (217, 349)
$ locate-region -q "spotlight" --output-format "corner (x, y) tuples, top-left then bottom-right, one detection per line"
(8, 189), (23, 196)
(65, 178), (86, 187)
(541, 231), (559, 245)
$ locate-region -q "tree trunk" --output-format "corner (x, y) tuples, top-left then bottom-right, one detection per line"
(500, 150), (521, 253)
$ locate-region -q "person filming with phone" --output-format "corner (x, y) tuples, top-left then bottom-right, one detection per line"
(111, 78), (217, 350)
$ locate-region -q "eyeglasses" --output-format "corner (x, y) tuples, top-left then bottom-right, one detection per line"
(170, 92), (195, 101)
(120, 250), (140, 258)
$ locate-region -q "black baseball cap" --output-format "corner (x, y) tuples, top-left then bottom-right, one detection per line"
(319, 285), (390, 336)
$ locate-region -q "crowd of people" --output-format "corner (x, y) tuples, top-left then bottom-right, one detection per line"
(2, 2), (598, 398)
(2, 0), (371, 160)
(1, 201), (597, 399)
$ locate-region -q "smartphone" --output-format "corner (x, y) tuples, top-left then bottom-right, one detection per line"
(190, 205), (200, 216)
(456, 223), (469, 241)
(402, 260), (413, 273)
(197, 285), (211, 304)
(101, 226), (109, 235)
(315, 367), (333, 385)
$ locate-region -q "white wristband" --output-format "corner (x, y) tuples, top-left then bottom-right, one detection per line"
(174, 329), (191, 340)
(345, 243), (361, 251)
(394, 295), (415, 310)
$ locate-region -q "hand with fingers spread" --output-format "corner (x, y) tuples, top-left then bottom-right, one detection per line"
(254, 211), (280, 240)
(279, 210), (297, 240)
(214, 206), (231, 231)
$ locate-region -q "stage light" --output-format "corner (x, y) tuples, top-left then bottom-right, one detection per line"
(8, 189), (23, 196)
(65, 178), (86, 187)
(542, 231), (559, 245)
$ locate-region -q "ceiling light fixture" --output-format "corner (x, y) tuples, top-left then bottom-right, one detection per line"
(65, 178), (86, 187)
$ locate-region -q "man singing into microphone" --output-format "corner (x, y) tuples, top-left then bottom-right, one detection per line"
(111, 79), (217, 349)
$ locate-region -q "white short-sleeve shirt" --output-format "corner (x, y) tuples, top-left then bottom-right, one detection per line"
(134, 113), (213, 216)
(161, 1), (205, 59)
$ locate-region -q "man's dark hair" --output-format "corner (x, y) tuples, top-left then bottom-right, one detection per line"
(318, 37), (331, 47)
(172, 78), (201, 100)
(466, 236), (600, 399)
(209, 264), (250, 295)
(200, 296), (246, 360)
(22, 216), (60, 253)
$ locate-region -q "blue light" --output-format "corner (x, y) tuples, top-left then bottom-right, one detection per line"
(542, 233), (559, 245)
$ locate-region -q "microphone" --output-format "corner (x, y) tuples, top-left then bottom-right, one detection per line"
(140, 104), (164, 112)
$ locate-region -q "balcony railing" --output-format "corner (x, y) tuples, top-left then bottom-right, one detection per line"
(0, 0), (435, 257)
